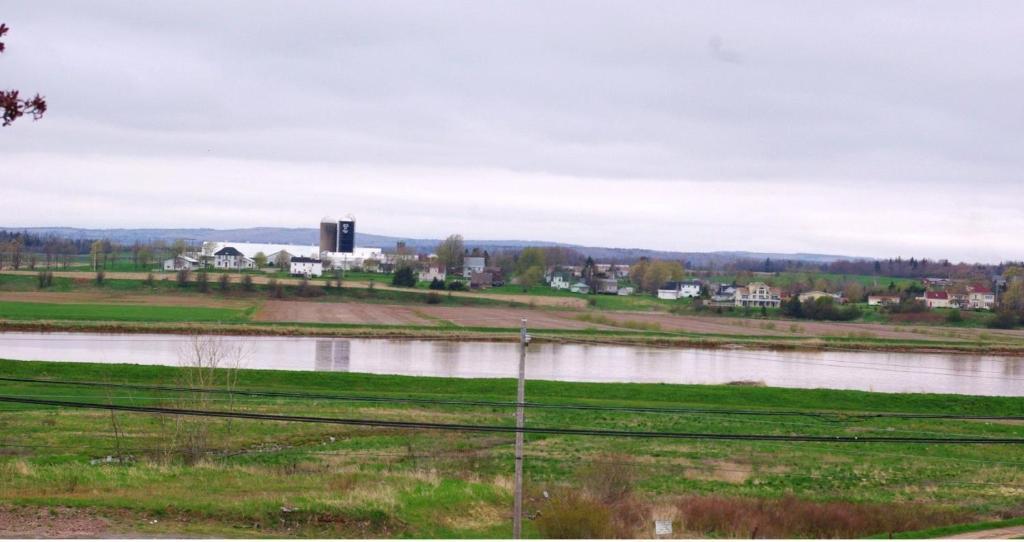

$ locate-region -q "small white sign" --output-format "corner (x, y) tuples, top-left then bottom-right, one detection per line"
(655, 519), (673, 536)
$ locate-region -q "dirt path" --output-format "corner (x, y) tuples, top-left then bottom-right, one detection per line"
(0, 505), (112, 538)
(1, 270), (586, 308)
(945, 524), (1024, 539)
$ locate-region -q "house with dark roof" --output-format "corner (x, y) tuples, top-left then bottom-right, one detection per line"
(213, 246), (256, 270)
(289, 256), (323, 277)
(657, 279), (702, 300)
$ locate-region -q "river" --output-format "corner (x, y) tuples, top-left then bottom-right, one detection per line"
(1, 332), (1022, 396)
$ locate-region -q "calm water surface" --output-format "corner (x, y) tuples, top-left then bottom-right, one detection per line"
(1, 332), (1023, 396)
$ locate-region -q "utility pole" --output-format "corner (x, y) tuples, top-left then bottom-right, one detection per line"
(513, 318), (528, 538)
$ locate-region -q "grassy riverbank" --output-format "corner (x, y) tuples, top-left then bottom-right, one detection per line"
(2, 359), (1024, 537)
(3, 272), (1024, 355)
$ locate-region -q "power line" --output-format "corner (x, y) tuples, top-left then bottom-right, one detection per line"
(2, 395), (1023, 444)
(3, 375), (1022, 422)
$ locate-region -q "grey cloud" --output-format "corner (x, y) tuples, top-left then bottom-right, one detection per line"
(2, 1), (1023, 261)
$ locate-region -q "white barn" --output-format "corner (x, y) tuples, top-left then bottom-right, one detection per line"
(163, 255), (199, 271)
(289, 257), (323, 277)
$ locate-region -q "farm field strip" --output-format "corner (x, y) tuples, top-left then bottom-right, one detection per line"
(2, 359), (1024, 537)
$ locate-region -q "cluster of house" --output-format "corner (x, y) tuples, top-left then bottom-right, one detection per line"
(863, 278), (997, 310)
(545, 265), (632, 295)
(666, 280), (785, 308)
(161, 241), (510, 287)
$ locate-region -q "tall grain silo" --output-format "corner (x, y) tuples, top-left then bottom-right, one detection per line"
(319, 217), (339, 253)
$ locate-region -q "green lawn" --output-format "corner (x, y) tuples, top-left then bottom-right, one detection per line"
(0, 301), (252, 323)
(1, 360), (1022, 537)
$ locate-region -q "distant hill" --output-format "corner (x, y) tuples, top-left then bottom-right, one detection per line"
(3, 226), (859, 265)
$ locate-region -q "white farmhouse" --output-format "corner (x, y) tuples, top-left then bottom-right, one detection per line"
(548, 272), (572, 290)
(289, 256), (323, 278)
(213, 247), (257, 270)
(657, 280), (702, 300)
(967, 285), (996, 310)
(463, 256), (485, 277)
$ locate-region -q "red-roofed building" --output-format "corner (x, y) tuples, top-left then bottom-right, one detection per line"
(918, 291), (951, 309)
(967, 285), (997, 310)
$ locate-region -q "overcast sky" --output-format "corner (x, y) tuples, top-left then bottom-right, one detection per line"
(2, 1), (1023, 262)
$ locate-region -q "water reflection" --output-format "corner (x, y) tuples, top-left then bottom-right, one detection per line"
(314, 339), (350, 372)
(1, 332), (1023, 396)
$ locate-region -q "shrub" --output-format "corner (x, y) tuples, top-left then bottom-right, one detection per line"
(195, 270), (209, 293)
(579, 454), (634, 504)
(218, 273), (230, 292)
(425, 292), (443, 304)
(535, 491), (614, 539)
(428, 278), (446, 290)
(448, 281), (467, 291)
(176, 269), (191, 287)
(94, 270), (105, 286)
(144, 272), (155, 287)
(267, 278), (283, 299)
(295, 279), (324, 298)
(392, 266), (417, 287)
(36, 270), (53, 289)
(946, 310), (964, 324)
(241, 274), (254, 292)
(987, 310), (1019, 329)
(675, 494), (965, 539)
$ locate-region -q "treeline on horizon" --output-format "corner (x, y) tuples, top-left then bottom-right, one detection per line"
(0, 229), (1019, 280)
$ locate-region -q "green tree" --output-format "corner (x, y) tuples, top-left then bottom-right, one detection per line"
(518, 265), (546, 291)
(391, 266), (417, 287)
(842, 282), (865, 303)
(89, 239), (103, 270)
(782, 296), (803, 318)
(170, 239), (188, 257)
(516, 247), (547, 277)
(253, 252), (268, 268)
(628, 258), (649, 286)
(435, 234), (465, 274)
(137, 246), (153, 270)
(1001, 279), (1024, 316)
(640, 260), (683, 294)
(195, 270), (209, 293)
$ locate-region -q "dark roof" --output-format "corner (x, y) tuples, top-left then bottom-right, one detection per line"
(214, 246), (243, 256)
(291, 257), (321, 264)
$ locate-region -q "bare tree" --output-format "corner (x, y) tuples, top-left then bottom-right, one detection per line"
(170, 335), (250, 463)
(1, 24), (47, 127)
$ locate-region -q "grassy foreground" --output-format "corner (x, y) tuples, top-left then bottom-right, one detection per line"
(2, 358), (1024, 537)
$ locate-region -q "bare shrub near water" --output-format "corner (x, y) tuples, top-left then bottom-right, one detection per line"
(675, 494), (966, 539)
(164, 335), (250, 464)
(537, 455), (647, 538)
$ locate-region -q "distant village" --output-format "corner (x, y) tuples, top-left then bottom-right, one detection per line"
(155, 217), (1012, 314)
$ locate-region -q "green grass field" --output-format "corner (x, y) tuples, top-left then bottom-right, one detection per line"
(0, 301), (253, 323)
(1, 359), (1023, 537)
